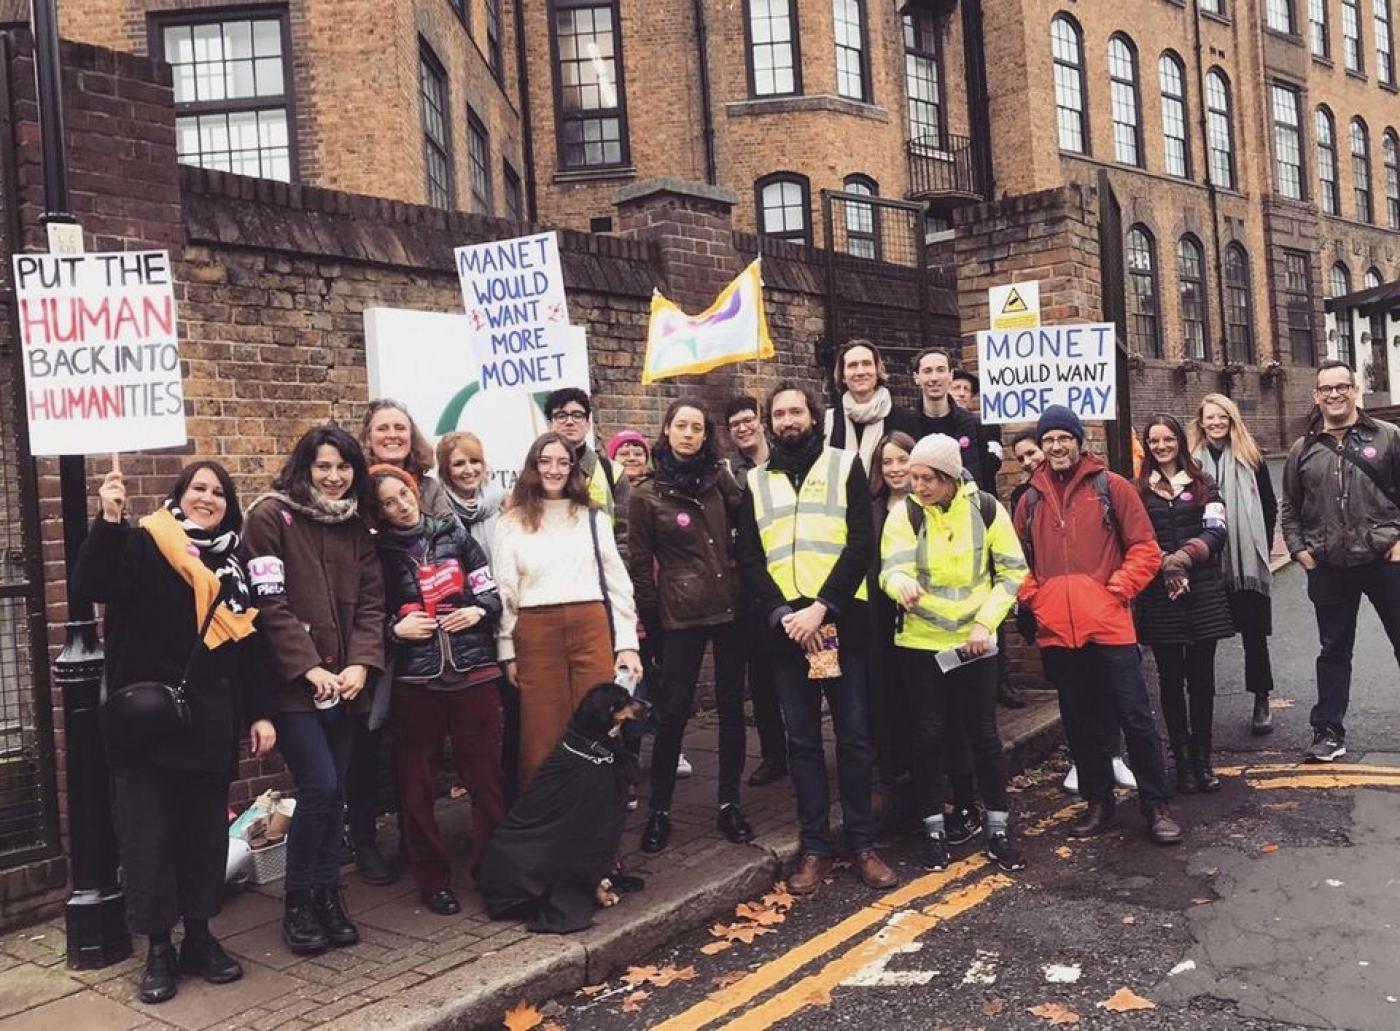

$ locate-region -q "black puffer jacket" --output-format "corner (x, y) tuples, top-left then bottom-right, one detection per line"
(1134, 473), (1235, 647)
(377, 516), (503, 683)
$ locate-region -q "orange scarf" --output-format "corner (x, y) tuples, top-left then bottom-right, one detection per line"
(139, 508), (258, 648)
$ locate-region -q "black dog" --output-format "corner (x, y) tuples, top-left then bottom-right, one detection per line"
(477, 683), (649, 933)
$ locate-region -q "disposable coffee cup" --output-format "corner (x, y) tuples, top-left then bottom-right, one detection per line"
(313, 693), (340, 710)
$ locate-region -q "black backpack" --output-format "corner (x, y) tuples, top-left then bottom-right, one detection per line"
(1015, 469), (1121, 572)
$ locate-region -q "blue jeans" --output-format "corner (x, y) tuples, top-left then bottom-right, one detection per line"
(276, 707), (354, 891)
(771, 636), (875, 855)
(1041, 644), (1171, 813)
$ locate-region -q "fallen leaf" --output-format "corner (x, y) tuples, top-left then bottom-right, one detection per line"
(574, 984), (608, 997)
(649, 965), (697, 988)
(735, 903), (785, 926)
(982, 999), (1006, 1016)
(1190, 898), (1212, 906)
(1028, 1001), (1081, 1024)
(712, 970), (746, 989)
(1269, 698), (1295, 709)
(1099, 987), (1156, 1012)
(723, 923), (776, 944)
(1260, 843), (1280, 854)
(1263, 801), (1299, 812)
(700, 940), (732, 956)
(1054, 846), (1072, 859)
(760, 888), (795, 911)
(1121, 915), (1137, 925)
(449, 785), (467, 799)
(502, 1000), (543, 1031)
(620, 990), (650, 1014)
(621, 965), (660, 986)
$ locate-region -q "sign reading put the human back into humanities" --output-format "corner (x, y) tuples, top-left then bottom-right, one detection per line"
(12, 250), (186, 455)
(977, 323), (1117, 425)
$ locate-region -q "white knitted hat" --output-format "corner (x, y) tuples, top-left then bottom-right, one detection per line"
(907, 433), (963, 481)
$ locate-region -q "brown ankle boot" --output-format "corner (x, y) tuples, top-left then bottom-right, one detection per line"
(787, 853), (834, 895)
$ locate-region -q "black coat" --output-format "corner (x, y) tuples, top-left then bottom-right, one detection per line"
(72, 518), (275, 775)
(1133, 476), (1235, 647)
(376, 517), (503, 683)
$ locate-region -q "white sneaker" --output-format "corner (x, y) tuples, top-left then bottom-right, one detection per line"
(1112, 756), (1138, 790)
(1062, 765), (1079, 794)
(676, 753), (693, 779)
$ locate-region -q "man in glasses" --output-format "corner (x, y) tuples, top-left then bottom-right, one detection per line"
(543, 388), (631, 553)
(1282, 360), (1400, 763)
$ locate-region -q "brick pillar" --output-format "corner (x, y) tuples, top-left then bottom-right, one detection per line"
(613, 177), (743, 311)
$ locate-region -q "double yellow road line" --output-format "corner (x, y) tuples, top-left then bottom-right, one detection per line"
(1216, 761), (1400, 791)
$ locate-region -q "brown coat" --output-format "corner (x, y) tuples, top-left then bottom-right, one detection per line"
(626, 462), (742, 632)
(240, 498), (386, 713)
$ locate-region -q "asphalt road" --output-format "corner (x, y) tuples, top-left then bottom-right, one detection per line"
(540, 564), (1400, 1031)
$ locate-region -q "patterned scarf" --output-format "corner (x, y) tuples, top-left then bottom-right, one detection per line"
(162, 498), (251, 613)
(248, 490), (360, 525)
(138, 507), (258, 647)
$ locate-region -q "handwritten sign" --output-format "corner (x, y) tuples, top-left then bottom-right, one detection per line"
(977, 323), (1117, 424)
(12, 250), (186, 455)
(455, 232), (574, 392)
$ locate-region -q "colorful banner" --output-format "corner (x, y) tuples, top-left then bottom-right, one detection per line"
(12, 250), (186, 455)
(641, 260), (774, 384)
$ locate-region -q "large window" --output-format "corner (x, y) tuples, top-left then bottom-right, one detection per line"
(1343, 0), (1364, 72)
(1284, 251), (1316, 364)
(1177, 235), (1209, 361)
(1223, 244), (1255, 363)
(1317, 106), (1340, 215)
(1384, 130), (1400, 229)
(1352, 118), (1374, 222)
(1126, 226), (1161, 358)
(1159, 53), (1191, 178)
(467, 108), (491, 215)
(904, 9), (942, 143)
(1310, 0), (1331, 56)
(1271, 83), (1304, 200)
(1201, 0), (1225, 13)
(485, 0), (503, 82)
(1052, 15), (1088, 154)
(503, 161), (523, 222)
(1331, 262), (1356, 368)
(757, 174), (810, 245)
(842, 175), (879, 260)
(746, 0), (800, 97)
(1108, 35), (1143, 167)
(419, 43), (452, 208)
(1205, 70), (1236, 189)
(159, 14), (293, 181)
(1378, 1), (1397, 84)
(834, 0), (869, 101)
(1267, 0), (1296, 33)
(551, 0), (629, 170)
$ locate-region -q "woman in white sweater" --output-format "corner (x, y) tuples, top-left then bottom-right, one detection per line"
(494, 432), (643, 786)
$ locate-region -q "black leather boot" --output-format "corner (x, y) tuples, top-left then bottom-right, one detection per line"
(1193, 738), (1222, 793)
(1251, 694), (1274, 735)
(352, 836), (398, 886)
(1068, 800), (1117, 838)
(139, 937), (179, 1004)
(311, 884), (359, 947)
(641, 810), (671, 853)
(178, 930), (243, 983)
(1172, 738), (1200, 794)
(282, 889), (329, 954)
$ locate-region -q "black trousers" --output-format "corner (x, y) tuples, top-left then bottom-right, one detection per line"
(650, 622), (747, 812)
(1152, 642), (1218, 752)
(900, 648), (1008, 820)
(345, 716), (390, 843)
(111, 764), (230, 936)
(745, 621), (786, 766)
(1308, 560), (1400, 737)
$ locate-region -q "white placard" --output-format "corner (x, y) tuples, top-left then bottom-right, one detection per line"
(977, 323), (1117, 425)
(12, 250), (186, 455)
(364, 307), (590, 492)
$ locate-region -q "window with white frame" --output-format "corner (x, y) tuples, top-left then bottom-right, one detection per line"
(1310, 0), (1330, 55)
(1271, 83), (1304, 200)
(1109, 35), (1143, 167)
(1160, 53), (1191, 178)
(1052, 15), (1088, 153)
(1267, 0), (1296, 33)
(1377, 0), (1396, 84)
(1331, 262), (1355, 368)
(757, 175), (810, 245)
(1352, 118), (1374, 222)
(842, 176), (879, 260)
(904, 9), (942, 144)
(747, 0), (800, 97)
(1343, 0), (1364, 72)
(1223, 244), (1255, 364)
(1177, 235), (1209, 361)
(833, 0), (868, 101)
(1384, 130), (1400, 229)
(1317, 106), (1340, 215)
(1126, 226), (1161, 357)
(1205, 70), (1236, 189)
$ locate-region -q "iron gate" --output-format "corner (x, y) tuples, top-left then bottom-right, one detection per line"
(0, 35), (63, 871)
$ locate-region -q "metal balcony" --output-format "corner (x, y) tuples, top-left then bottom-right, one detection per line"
(905, 133), (982, 211)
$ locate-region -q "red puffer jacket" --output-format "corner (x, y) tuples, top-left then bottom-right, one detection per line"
(1012, 453), (1162, 648)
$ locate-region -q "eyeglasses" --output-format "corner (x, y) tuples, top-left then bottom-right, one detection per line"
(727, 415), (757, 430)
(551, 409), (589, 424)
(1040, 433), (1077, 447)
(1315, 384), (1354, 397)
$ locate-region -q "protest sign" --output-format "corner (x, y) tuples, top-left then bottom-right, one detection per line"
(364, 307), (589, 492)
(977, 323), (1117, 425)
(455, 232), (575, 393)
(12, 250), (186, 455)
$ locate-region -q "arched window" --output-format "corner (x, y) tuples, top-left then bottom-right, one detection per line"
(1384, 129), (1400, 229)
(756, 173), (811, 245)
(1366, 266), (1384, 289)
(1316, 107), (1340, 215)
(1051, 15), (1088, 154)
(1126, 225), (1161, 357)
(1159, 53), (1191, 178)
(1108, 35), (1143, 167)
(1331, 262), (1355, 368)
(1351, 118), (1373, 223)
(842, 175), (880, 260)
(1177, 236), (1209, 361)
(833, 0), (869, 101)
(1223, 243), (1255, 364)
(1205, 70), (1236, 190)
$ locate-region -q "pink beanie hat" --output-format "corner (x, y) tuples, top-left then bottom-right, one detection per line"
(606, 430), (650, 461)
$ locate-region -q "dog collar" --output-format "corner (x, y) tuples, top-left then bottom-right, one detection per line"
(562, 738), (614, 765)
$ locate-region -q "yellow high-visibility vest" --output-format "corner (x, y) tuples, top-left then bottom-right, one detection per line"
(748, 446), (868, 603)
(583, 450), (620, 517)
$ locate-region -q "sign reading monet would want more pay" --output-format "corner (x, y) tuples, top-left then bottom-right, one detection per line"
(12, 250), (187, 455)
(977, 323), (1117, 425)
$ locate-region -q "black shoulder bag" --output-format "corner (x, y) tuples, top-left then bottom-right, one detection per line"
(101, 593), (222, 757)
(586, 508), (618, 647)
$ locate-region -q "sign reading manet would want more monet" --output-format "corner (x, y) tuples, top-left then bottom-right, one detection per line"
(976, 323), (1117, 425)
(13, 250), (186, 455)
(455, 231), (576, 392)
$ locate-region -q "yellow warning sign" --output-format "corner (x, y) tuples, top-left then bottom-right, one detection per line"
(989, 281), (1041, 332)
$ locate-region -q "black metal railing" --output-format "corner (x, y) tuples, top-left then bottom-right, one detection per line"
(906, 133), (981, 204)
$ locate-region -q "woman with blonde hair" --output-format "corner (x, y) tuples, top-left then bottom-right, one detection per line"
(493, 432), (643, 785)
(436, 431), (506, 564)
(1189, 392), (1278, 736)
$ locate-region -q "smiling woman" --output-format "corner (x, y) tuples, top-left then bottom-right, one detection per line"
(360, 398), (452, 519)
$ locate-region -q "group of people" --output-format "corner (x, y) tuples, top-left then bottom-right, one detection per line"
(79, 334), (1400, 1006)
